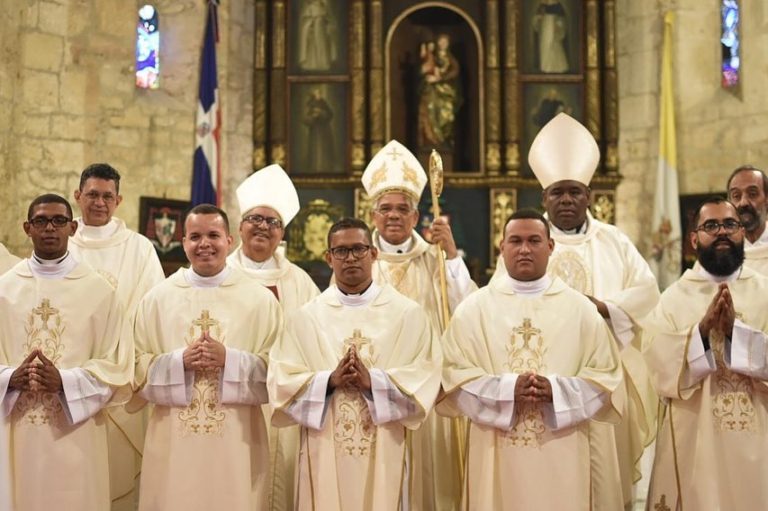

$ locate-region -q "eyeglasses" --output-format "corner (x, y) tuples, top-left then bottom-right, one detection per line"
(696, 219), (742, 235)
(83, 191), (117, 203)
(327, 244), (372, 260)
(374, 205), (414, 216)
(243, 214), (283, 230)
(28, 215), (72, 229)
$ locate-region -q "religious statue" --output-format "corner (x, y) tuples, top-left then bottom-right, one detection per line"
(532, 88), (572, 130)
(417, 34), (463, 150)
(302, 87), (335, 173)
(302, 212), (334, 260)
(297, 0), (337, 71)
(532, 0), (569, 73)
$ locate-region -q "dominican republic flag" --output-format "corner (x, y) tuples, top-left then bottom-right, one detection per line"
(191, 0), (221, 206)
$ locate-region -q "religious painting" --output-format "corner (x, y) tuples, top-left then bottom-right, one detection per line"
(288, 0), (349, 75)
(139, 197), (189, 273)
(289, 82), (348, 174)
(521, 0), (582, 75)
(387, 6), (480, 172)
(522, 82), (583, 176)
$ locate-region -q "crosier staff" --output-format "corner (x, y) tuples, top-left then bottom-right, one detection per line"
(428, 149), (451, 331)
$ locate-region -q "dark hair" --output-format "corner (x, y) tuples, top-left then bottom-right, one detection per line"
(503, 208), (550, 238)
(327, 217), (373, 247)
(184, 204), (230, 234)
(27, 194), (73, 220)
(79, 163), (121, 193)
(692, 196), (735, 228)
(726, 165), (768, 196)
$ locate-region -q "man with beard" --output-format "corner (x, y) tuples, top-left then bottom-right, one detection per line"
(642, 197), (768, 510)
(727, 165), (768, 274)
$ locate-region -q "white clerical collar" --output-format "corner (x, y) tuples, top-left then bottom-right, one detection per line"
(28, 251), (78, 279)
(334, 281), (381, 307)
(696, 265), (741, 284)
(184, 266), (232, 288)
(551, 218), (588, 236)
(76, 217), (120, 240)
(241, 254), (278, 270)
(379, 236), (413, 254)
(746, 223), (768, 248)
(502, 274), (551, 297)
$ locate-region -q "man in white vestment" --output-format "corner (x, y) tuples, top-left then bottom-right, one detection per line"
(69, 162), (165, 510)
(441, 209), (624, 509)
(642, 197), (768, 510)
(361, 139), (476, 510)
(0, 243), (19, 275)
(134, 204), (282, 511)
(0, 194), (132, 510)
(726, 165), (768, 274)
(268, 217), (442, 511)
(227, 163), (319, 511)
(494, 113), (660, 508)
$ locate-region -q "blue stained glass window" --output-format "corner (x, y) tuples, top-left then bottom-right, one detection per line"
(721, 0), (740, 89)
(136, 5), (160, 89)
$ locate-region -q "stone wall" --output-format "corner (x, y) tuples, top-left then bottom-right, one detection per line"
(0, 0), (254, 254)
(615, 0), (768, 254)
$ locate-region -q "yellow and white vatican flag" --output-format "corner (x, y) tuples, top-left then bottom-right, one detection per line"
(649, 11), (681, 290)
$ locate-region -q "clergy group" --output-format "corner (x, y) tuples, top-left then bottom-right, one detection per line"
(1, 113), (767, 511)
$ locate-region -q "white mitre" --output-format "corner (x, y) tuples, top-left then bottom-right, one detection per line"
(528, 113), (600, 189)
(361, 140), (427, 201)
(236, 164), (300, 225)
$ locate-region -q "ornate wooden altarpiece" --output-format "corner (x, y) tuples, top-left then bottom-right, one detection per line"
(251, 0), (620, 285)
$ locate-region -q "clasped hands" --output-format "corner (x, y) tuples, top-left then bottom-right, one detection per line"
(699, 282), (735, 341)
(328, 345), (371, 393)
(513, 372), (553, 404)
(9, 349), (62, 393)
(183, 332), (226, 371)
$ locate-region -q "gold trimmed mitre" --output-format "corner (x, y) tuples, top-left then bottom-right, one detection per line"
(361, 140), (427, 202)
(236, 163), (300, 225)
(528, 113), (600, 189)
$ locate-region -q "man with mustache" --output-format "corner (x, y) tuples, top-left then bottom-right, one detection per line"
(227, 164), (319, 511)
(360, 139), (477, 510)
(268, 217), (441, 510)
(642, 197), (768, 510)
(494, 113), (660, 509)
(727, 165), (768, 274)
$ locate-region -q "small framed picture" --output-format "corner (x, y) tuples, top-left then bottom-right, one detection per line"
(138, 197), (189, 265)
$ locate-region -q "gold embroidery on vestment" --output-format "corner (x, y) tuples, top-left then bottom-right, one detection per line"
(654, 495), (671, 511)
(15, 299), (66, 426)
(710, 329), (756, 432)
(344, 329), (378, 366)
(333, 388), (376, 457)
(549, 251), (592, 295)
(503, 318), (547, 447)
(178, 310), (227, 436)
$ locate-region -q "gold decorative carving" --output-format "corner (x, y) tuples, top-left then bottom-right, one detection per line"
(370, 1), (383, 68)
(486, 142), (502, 173)
(369, 69), (385, 147)
(503, 67), (519, 147)
(287, 199), (345, 262)
(270, 144), (286, 166)
(586, 69), (601, 138)
(270, 71), (286, 139)
(253, 145), (266, 170)
(586, 0), (599, 68)
(486, 68), (501, 142)
(253, 71), (267, 142)
(591, 192), (616, 224)
(604, 1), (616, 68)
(604, 144), (619, 173)
(178, 310), (226, 436)
(505, 143), (520, 173)
(352, 72), (365, 142)
(351, 143), (366, 171)
(254, 1), (267, 69)
(490, 188), (517, 266)
(604, 70), (618, 141)
(503, 1), (517, 69)
(354, 188), (374, 227)
(352, 1), (365, 68)
(486, 1), (499, 68)
(272, 1), (285, 68)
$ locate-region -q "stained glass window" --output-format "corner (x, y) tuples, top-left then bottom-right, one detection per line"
(136, 5), (159, 89)
(721, 0), (740, 89)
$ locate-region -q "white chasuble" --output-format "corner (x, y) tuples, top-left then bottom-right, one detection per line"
(69, 216), (165, 511)
(642, 267), (768, 511)
(0, 261), (132, 511)
(370, 230), (476, 511)
(268, 285), (442, 511)
(228, 245), (320, 511)
(441, 277), (624, 510)
(744, 243), (768, 276)
(0, 243), (19, 276)
(133, 268), (282, 511)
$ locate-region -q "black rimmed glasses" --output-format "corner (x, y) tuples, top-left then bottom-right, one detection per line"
(695, 219), (742, 235)
(28, 215), (72, 229)
(327, 244), (372, 260)
(243, 214), (283, 230)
